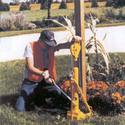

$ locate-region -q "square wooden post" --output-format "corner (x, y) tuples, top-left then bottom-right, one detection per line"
(74, 0), (87, 98)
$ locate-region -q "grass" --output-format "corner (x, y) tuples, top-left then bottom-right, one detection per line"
(0, 54), (125, 125)
(1, 21), (125, 38)
(0, 27), (66, 37)
(1, 6), (125, 37)
(0, 8), (125, 37)
(9, 2), (106, 11)
(0, 9), (73, 22)
(22, 9), (73, 22)
(1, 2), (125, 37)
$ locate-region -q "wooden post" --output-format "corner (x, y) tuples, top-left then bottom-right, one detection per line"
(74, 0), (87, 98)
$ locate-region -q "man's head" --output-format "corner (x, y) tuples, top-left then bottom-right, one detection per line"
(39, 30), (57, 47)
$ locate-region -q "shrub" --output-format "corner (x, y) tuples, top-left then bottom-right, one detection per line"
(40, 0), (48, 9)
(113, 0), (125, 8)
(19, 2), (31, 11)
(0, 12), (31, 31)
(66, 0), (73, 3)
(0, 2), (10, 11)
(9, 2), (19, 6)
(0, 13), (15, 31)
(32, 14), (74, 28)
(91, 0), (99, 8)
(106, 0), (125, 8)
(59, 1), (67, 9)
(105, 0), (113, 7)
(104, 8), (125, 20)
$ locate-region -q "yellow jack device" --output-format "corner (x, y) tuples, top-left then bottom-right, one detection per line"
(67, 41), (92, 120)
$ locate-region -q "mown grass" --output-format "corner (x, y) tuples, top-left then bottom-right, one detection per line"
(23, 9), (73, 22)
(0, 27), (66, 38)
(1, 2), (125, 38)
(0, 54), (125, 125)
(9, 2), (106, 11)
(1, 6), (125, 37)
(0, 9), (73, 22)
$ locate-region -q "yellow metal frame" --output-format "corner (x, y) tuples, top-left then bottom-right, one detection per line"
(67, 41), (92, 120)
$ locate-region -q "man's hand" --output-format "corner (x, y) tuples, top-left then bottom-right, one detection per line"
(42, 70), (54, 83)
(45, 77), (54, 84)
(71, 36), (82, 44)
(42, 70), (50, 79)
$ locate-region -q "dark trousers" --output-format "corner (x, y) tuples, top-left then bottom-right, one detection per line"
(16, 79), (70, 111)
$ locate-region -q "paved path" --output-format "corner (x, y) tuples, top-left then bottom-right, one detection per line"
(0, 25), (125, 62)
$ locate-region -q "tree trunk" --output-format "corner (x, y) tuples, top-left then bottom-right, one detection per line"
(91, 0), (98, 8)
(106, 0), (125, 7)
(105, 0), (113, 6)
(47, 0), (52, 19)
(40, 0), (48, 9)
(59, 0), (67, 9)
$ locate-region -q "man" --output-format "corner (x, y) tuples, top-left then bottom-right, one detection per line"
(16, 30), (81, 112)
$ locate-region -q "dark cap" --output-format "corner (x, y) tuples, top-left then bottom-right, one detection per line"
(39, 30), (57, 47)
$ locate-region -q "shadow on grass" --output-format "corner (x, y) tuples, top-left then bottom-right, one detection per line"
(0, 94), (19, 107)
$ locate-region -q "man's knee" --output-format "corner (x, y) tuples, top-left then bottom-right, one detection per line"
(15, 96), (25, 112)
(15, 90), (28, 112)
(21, 90), (28, 98)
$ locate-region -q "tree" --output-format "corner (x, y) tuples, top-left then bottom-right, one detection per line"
(13, 0), (20, 3)
(91, 0), (98, 8)
(106, 0), (125, 7)
(47, 0), (52, 19)
(40, 0), (48, 9)
(113, 0), (125, 7)
(10, 0), (20, 5)
(39, 0), (52, 18)
(59, 0), (67, 9)
(105, 0), (113, 6)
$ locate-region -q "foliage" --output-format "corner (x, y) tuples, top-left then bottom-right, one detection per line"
(0, 55), (125, 125)
(106, 0), (125, 8)
(59, 0), (67, 9)
(114, 0), (125, 7)
(0, 2), (10, 11)
(86, 14), (110, 74)
(0, 12), (31, 31)
(88, 54), (125, 83)
(1, 4), (125, 32)
(19, 2), (31, 11)
(104, 8), (125, 20)
(91, 0), (99, 8)
(40, 0), (49, 9)
(0, 54), (125, 125)
(32, 14), (74, 29)
(66, 0), (74, 2)
(105, 0), (113, 7)
(10, 0), (20, 5)
(87, 74), (125, 115)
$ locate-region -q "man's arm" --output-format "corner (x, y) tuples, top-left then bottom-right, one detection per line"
(54, 36), (81, 51)
(24, 43), (44, 75)
(26, 57), (43, 75)
(54, 41), (71, 51)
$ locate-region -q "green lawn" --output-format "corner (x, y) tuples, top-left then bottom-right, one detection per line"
(1, 8), (125, 37)
(0, 27), (66, 37)
(23, 9), (73, 22)
(0, 9), (73, 22)
(0, 55), (125, 125)
(0, 9), (73, 37)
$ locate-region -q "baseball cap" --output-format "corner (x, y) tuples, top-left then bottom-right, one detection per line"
(39, 30), (57, 47)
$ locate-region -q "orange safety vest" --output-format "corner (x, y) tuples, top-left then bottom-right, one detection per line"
(27, 41), (57, 82)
